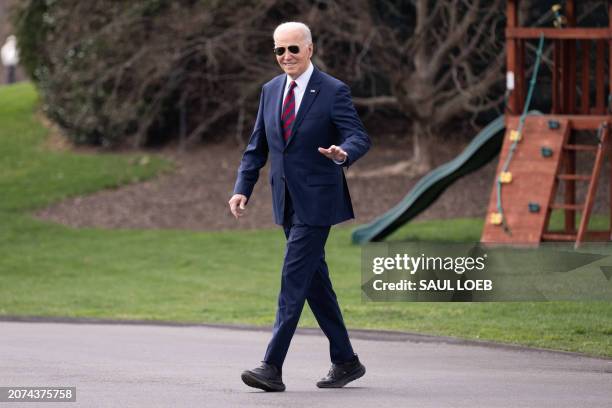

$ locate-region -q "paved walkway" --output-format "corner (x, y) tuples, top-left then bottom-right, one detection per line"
(1, 321), (611, 407)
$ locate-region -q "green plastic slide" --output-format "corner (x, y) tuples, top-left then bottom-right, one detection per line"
(351, 115), (506, 244)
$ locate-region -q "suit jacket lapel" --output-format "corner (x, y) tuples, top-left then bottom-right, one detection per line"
(274, 75), (287, 146)
(284, 68), (322, 150)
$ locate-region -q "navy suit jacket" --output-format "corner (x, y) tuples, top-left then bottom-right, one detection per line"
(233, 67), (371, 226)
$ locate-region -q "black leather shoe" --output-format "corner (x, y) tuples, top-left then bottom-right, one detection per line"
(241, 362), (286, 392)
(316, 355), (366, 388)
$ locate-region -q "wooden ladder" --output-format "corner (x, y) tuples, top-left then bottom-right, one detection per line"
(542, 123), (609, 248)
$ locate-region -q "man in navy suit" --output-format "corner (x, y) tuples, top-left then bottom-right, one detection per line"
(229, 21), (371, 392)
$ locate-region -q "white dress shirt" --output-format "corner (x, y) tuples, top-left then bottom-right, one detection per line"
(282, 62), (314, 115)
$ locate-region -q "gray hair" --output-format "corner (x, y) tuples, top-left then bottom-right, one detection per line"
(273, 22), (312, 44)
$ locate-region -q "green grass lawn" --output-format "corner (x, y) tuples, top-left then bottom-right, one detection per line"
(1, 83), (611, 358)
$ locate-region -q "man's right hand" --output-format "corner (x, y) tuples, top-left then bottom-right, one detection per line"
(228, 194), (248, 219)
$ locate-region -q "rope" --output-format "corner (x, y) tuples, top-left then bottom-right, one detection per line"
(496, 33), (546, 234)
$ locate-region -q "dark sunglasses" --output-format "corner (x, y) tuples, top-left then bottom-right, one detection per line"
(273, 45), (300, 56)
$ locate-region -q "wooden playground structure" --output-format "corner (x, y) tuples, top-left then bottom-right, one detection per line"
(481, 0), (612, 247)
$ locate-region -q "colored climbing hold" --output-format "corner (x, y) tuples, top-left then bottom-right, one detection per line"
(510, 130), (521, 141)
(541, 146), (553, 157)
(489, 213), (503, 225)
(528, 202), (541, 213)
(499, 172), (513, 183)
(548, 120), (560, 130)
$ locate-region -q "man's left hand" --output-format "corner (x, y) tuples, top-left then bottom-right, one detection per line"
(318, 145), (347, 163)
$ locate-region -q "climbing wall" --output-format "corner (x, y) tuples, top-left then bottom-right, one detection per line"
(481, 116), (570, 245)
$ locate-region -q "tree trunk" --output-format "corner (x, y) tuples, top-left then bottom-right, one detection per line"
(409, 121), (436, 174)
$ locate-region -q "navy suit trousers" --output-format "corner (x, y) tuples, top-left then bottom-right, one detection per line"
(263, 189), (355, 369)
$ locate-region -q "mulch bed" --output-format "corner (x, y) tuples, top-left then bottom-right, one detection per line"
(34, 137), (609, 231)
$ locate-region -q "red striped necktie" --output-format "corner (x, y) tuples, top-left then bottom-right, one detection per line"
(281, 81), (297, 141)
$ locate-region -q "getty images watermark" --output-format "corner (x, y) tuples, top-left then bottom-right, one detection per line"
(361, 242), (612, 302)
(371, 252), (492, 292)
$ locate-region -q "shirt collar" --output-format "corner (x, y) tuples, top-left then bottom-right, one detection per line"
(286, 62), (314, 91)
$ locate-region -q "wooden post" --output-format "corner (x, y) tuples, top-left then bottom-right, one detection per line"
(567, 0), (577, 114)
(553, 40), (560, 113)
(582, 41), (590, 114)
(566, 0), (575, 25)
(506, 0), (519, 117)
(564, 150), (577, 233)
(561, 40), (568, 113)
(517, 39), (525, 112)
(576, 125), (608, 247)
(596, 40), (605, 114)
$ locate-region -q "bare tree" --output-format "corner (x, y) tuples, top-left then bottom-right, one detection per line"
(14, 0), (605, 156)
(11, 0), (283, 147)
(14, 0), (509, 155)
(305, 0), (507, 173)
